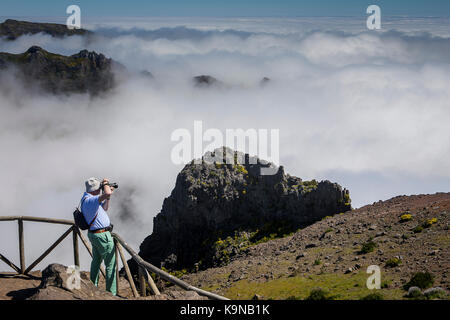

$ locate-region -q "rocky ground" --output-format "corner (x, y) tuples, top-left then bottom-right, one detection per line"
(178, 192), (449, 300)
(0, 264), (205, 300)
(1, 193), (448, 300)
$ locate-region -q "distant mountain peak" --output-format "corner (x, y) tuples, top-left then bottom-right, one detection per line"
(0, 19), (92, 40)
(193, 75), (222, 87)
(26, 45), (44, 53)
(0, 46), (118, 95)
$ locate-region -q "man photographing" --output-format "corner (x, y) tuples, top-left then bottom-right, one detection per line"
(82, 177), (117, 295)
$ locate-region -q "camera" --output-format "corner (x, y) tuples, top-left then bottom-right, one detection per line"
(102, 182), (118, 189)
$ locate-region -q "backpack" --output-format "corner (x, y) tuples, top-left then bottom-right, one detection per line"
(73, 196), (99, 230)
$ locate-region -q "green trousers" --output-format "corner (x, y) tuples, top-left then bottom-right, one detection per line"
(88, 231), (117, 295)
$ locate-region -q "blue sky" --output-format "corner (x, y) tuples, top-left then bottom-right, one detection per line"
(0, 0), (449, 17)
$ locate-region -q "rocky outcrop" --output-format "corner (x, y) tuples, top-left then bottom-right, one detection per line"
(28, 264), (121, 300)
(0, 46), (120, 95)
(193, 75), (222, 87)
(139, 147), (351, 270)
(26, 263), (207, 300)
(192, 75), (272, 89)
(0, 19), (92, 40)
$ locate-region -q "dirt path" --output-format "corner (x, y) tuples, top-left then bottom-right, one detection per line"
(0, 271), (42, 300)
(0, 270), (135, 300)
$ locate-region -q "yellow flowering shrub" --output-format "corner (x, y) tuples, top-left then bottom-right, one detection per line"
(400, 214), (412, 222)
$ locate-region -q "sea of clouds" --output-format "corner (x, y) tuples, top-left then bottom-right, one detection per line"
(0, 17), (449, 271)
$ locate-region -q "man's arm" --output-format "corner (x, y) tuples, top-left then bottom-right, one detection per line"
(99, 178), (113, 204)
(101, 185), (115, 211)
(102, 198), (110, 211)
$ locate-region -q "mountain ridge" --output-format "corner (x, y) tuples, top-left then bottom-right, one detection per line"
(0, 46), (120, 95)
(0, 19), (92, 40)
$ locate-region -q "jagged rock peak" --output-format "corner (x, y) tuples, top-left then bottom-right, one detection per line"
(138, 147), (351, 270)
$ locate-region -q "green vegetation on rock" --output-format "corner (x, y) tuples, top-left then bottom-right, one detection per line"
(413, 225), (423, 233)
(235, 164), (248, 175)
(403, 272), (434, 290)
(385, 257), (402, 268)
(343, 191), (351, 206)
(359, 238), (377, 254)
(306, 288), (335, 300)
(302, 179), (318, 193)
(222, 272), (404, 300)
(207, 222), (299, 267)
(360, 292), (384, 300)
(249, 221), (297, 244)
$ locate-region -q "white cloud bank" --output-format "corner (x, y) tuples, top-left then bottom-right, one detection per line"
(0, 17), (449, 271)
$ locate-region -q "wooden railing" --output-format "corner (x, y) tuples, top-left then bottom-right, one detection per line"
(0, 216), (95, 276)
(0, 216), (228, 300)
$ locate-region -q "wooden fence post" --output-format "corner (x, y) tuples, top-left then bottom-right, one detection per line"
(116, 241), (139, 298)
(143, 267), (160, 295)
(18, 219), (25, 274)
(138, 266), (147, 297)
(72, 226), (79, 267)
(114, 239), (119, 296)
(112, 232), (228, 300)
